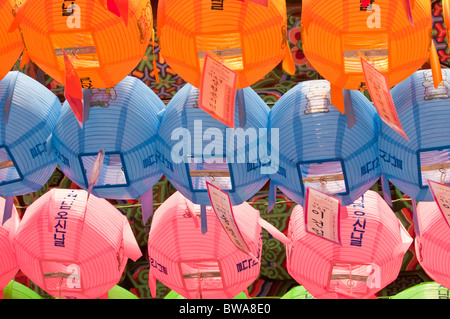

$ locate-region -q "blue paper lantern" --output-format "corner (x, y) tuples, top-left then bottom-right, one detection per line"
(0, 71), (61, 197)
(379, 69), (450, 201)
(156, 84), (270, 206)
(268, 80), (381, 206)
(51, 76), (165, 200)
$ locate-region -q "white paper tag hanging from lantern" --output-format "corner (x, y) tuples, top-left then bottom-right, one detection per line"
(147, 191), (262, 299)
(268, 80), (381, 207)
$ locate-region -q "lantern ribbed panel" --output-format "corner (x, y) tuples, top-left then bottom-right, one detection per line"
(18, 0), (153, 89)
(0, 71), (61, 196)
(390, 282), (450, 299)
(416, 201), (450, 289)
(0, 197), (20, 290)
(0, 0), (23, 81)
(379, 69), (450, 201)
(268, 80), (381, 206)
(287, 190), (412, 299)
(51, 76), (164, 200)
(158, 0), (289, 89)
(147, 192), (263, 299)
(301, 0), (431, 90)
(3, 280), (43, 299)
(156, 83), (269, 206)
(13, 188), (140, 299)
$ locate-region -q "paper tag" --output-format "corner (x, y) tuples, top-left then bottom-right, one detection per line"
(63, 50), (84, 128)
(360, 54), (408, 141)
(428, 180), (450, 228)
(206, 182), (251, 254)
(87, 148), (105, 197)
(304, 187), (341, 245)
(199, 54), (237, 129)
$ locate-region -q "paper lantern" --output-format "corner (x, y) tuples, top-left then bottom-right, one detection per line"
(301, 0), (432, 93)
(268, 80), (381, 206)
(157, 0), (295, 89)
(15, 0), (153, 89)
(378, 69), (450, 201)
(261, 190), (412, 299)
(0, 197), (20, 292)
(2, 281), (43, 299)
(51, 76), (165, 200)
(390, 282), (450, 299)
(156, 83), (270, 206)
(415, 200), (450, 289)
(147, 191), (263, 299)
(13, 188), (142, 299)
(0, 71), (61, 197)
(0, 0), (23, 81)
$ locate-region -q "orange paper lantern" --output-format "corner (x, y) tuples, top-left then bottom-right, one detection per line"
(301, 0), (433, 97)
(157, 0), (295, 89)
(14, 0), (153, 89)
(0, 0), (24, 81)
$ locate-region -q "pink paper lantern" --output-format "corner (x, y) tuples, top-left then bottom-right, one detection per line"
(13, 189), (142, 299)
(416, 201), (450, 289)
(147, 191), (263, 299)
(261, 190), (412, 299)
(0, 197), (20, 293)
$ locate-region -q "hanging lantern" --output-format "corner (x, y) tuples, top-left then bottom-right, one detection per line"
(50, 76), (165, 201)
(268, 80), (381, 206)
(164, 290), (248, 300)
(260, 190), (412, 299)
(301, 0), (434, 104)
(0, 71), (61, 197)
(157, 0), (295, 89)
(156, 83), (271, 206)
(147, 191), (263, 299)
(378, 69), (450, 201)
(0, 0), (24, 81)
(2, 280), (43, 299)
(13, 188), (142, 299)
(415, 200), (450, 290)
(0, 197), (20, 294)
(13, 0), (154, 89)
(390, 282), (450, 299)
